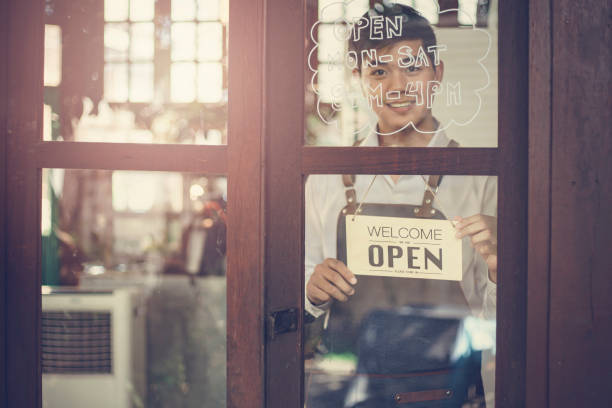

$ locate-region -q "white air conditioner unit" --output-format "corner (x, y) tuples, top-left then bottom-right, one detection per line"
(42, 287), (146, 408)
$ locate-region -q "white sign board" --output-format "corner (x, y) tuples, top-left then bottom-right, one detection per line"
(346, 215), (462, 281)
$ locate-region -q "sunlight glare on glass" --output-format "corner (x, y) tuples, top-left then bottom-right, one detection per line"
(318, 24), (344, 63)
(130, 63), (154, 102)
(197, 0), (220, 20)
(317, 63), (344, 104)
(104, 63), (129, 102)
(413, 0), (439, 25)
(318, 0), (343, 23)
(112, 172), (155, 213)
(198, 23), (223, 61)
(130, 0), (155, 21)
(44, 25), (62, 87)
(130, 23), (155, 60)
(190, 184), (205, 200)
(105, 0), (129, 22)
(345, 0), (369, 21)
(171, 62), (197, 102)
(198, 63), (223, 103)
(105, 23), (129, 61)
(172, 0), (196, 21)
(172, 23), (196, 61)
(458, 0), (479, 25)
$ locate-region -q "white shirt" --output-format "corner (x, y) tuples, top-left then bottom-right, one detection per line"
(304, 128), (498, 319)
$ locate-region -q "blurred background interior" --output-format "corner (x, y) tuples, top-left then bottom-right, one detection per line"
(41, 1), (496, 407)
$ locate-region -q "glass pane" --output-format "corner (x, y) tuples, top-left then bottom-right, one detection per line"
(172, 0), (197, 21)
(104, 63), (129, 102)
(198, 62), (223, 103)
(305, 0), (498, 147)
(172, 22), (197, 61)
(44, 25), (62, 87)
(130, 23), (155, 61)
(317, 24), (345, 63)
(198, 22), (223, 61)
(43, 0), (229, 144)
(105, 23), (130, 62)
(105, 0), (129, 22)
(318, 0), (344, 23)
(198, 0), (220, 21)
(130, 63), (154, 102)
(304, 173), (498, 407)
(41, 169), (227, 407)
(172, 62), (197, 102)
(130, 0), (155, 22)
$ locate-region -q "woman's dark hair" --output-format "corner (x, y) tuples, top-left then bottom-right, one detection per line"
(349, 3), (438, 71)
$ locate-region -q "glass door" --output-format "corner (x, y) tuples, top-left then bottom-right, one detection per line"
(3, 0), (266, 407)
(263, 1), (527, 407)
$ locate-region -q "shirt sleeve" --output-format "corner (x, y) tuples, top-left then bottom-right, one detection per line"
(304, 176), (331, 318)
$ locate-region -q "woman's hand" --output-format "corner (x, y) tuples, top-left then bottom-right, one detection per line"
(454, 215), (498, 283)
(306, 258), (357, 306)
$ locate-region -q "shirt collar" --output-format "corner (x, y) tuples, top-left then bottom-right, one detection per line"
(360, 124), (450, 148)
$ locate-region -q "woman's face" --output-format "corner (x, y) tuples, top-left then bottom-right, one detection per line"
(358, 39), (444, 134)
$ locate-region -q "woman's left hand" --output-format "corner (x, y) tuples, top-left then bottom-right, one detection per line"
(454, 214), (498, 283)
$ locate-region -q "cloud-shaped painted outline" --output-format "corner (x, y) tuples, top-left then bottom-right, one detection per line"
(307, 0), (492, 136)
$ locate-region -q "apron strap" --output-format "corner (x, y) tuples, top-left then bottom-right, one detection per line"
(342, 138), (460, 217)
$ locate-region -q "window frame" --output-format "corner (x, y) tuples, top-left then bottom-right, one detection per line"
(2, 0), (264, 407)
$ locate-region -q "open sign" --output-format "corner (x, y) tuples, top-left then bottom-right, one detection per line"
(346, 215), (462, 280)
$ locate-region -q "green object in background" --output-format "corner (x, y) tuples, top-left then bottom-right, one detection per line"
(41, 182), (61, 286)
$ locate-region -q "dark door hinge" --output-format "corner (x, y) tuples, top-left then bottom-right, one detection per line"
(267, 308), (298, 340)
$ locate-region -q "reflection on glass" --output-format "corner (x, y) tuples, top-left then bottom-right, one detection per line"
(130, 0), (155, 22)
(105, 0), (128, 22)
(414, 0), (440, 24)
(105, 23), (129, 61)
(43, 0), (228, 144)
(304, 173), (497, 407)
(130, 63), (154, 102)
(44, 25), (62, 87)
(41, 169), (227, 407)
(172, 22), (197, 61)
(305, 0), (498, 147)
(198, 23), (223, 61)
(344, 0), (369, 21)
(172, 62), (197, 102)
(172, 0), (197, 21)
(458, 0), (480, 25)
(105, 63), (129, 102)
(43, 104), (53, 141)
(317, 24), (344, 63)
(130, 23), (155, 61)
(198, 0), (220, 20)
(198, 63), (223, 103)
(318, 0), (344, 22)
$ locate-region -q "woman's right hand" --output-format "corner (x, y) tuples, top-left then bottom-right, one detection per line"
(306, 258), (358, 305)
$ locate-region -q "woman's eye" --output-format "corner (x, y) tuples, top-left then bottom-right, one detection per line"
(371, 69), (386, 76)
(406, 66), (421, 73)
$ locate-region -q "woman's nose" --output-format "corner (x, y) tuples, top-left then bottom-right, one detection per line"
(386, 69), (406, 92)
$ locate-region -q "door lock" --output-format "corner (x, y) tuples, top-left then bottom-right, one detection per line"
(267, 308), (298, 340)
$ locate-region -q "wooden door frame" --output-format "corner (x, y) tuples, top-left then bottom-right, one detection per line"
(263, 1), (528, 407)
(0, 0), (572, 407)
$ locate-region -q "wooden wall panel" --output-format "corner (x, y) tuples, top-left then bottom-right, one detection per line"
(549, 1), (612, 406)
